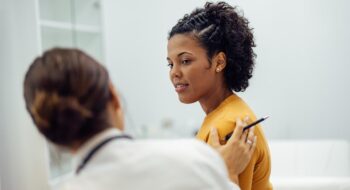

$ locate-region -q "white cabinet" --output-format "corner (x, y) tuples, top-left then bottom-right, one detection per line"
(38, 0), (104, 62)
(37, 0), (105, 183)
(1, 0), (105, 189)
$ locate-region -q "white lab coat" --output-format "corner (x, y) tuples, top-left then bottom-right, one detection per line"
(59, 128), (239, 190)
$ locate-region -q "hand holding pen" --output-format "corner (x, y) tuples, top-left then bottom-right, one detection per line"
(207, 117), (257, 184)
(225, 116), (269, 142)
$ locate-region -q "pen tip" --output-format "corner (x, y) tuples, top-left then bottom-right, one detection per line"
(263, 115), (270, 120)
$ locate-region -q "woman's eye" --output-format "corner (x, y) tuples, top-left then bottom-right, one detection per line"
(167, 63), (173, 68)
(182, 59), (191, 64)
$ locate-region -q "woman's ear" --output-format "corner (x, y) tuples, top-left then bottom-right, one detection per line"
(109, 83), (121, 109)
(109, 82), (124, 131)
(214, 52), (227, 72)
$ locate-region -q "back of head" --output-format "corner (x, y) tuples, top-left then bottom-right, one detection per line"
(169, 1), (256, 92)
(24, 48), (111, 148)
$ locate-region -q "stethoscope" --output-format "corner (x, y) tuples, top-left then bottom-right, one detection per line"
(76, 134), (132, 174)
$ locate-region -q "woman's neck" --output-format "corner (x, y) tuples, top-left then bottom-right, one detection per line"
(199, 87), (233, 115)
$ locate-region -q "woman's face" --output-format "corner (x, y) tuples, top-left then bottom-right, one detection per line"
(167, 34), (219, 104)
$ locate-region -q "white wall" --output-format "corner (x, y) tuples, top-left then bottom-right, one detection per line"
(0, 0), (349, 188)
(237, 0), (350, 139)
(0, 0), (49, 189)
(102, 0), (207, 137)
(102, 0), (350, 140)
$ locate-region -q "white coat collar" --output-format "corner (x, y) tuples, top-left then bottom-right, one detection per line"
(75, 128), (123, 168)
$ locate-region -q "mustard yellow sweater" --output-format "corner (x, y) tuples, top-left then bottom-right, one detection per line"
(196, 94), (273, 190)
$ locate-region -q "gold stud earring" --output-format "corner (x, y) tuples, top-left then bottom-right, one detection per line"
(216, 68), (220, 72)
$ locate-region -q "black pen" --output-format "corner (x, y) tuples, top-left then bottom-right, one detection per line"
(225, 116), (269, 141)
(243, 116), (269, 131)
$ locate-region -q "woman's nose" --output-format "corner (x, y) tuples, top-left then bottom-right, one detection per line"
(170, 64), (181, 79)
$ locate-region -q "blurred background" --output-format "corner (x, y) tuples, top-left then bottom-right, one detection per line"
(1, 0), (349, 189)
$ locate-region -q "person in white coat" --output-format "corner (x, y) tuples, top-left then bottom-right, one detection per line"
(23, 48), (257, 190)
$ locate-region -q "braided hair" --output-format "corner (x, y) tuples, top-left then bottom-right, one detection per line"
(169, 2), (256, 92)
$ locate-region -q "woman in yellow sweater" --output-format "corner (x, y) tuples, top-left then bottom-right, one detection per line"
(166, 2), (272, 190)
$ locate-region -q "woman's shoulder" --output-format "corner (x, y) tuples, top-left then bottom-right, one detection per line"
(200, 96), (257, 140)
(205, 95), (255, 121)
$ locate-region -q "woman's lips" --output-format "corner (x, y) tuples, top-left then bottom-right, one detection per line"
(175, 84), (189, 93)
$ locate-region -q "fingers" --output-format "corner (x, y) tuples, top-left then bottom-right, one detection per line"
(239, 117), (249, 141)
(227, 118), (244, 144)
(226, 116), (257, 155)
(243, 117), (256, 153)
(240, 129), (249, 141)
(243, 116), (250, 124)
(248, 136), (257, 155)
(246, 126), (255, 144)
(208, 127), (220, 148)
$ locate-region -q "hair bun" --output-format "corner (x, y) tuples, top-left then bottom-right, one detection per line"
(31, 91), (92, 145)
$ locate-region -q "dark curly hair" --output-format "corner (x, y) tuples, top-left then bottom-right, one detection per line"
(168, 1), (256, 92)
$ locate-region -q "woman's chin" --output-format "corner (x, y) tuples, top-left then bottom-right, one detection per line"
(178, 96), (197, 104)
